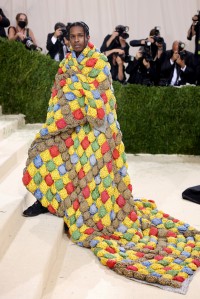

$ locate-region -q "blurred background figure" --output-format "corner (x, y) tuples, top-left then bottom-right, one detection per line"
(100, 25), (130, 83)
(46, 22), (71, 61)
(129, 26), (166, 85)
(0, 8), (10, 38)
(126, 46), (157, 86)
(159, 40), (196, 86)
(130, 27), (166, 59)
(187, 11), (200, 85)
(8, 12), (41, 51)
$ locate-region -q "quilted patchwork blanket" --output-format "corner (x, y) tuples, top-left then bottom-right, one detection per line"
(22, 42), (200, 294)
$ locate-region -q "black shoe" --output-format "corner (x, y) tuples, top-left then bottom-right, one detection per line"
(23, 200), (49, 217)
(64, 222), (69, 232)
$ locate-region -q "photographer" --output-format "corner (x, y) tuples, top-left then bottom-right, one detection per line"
(0, 8), (10, 38)
(126, 46), (157, 86)
(100, 25), (130, 83)
(159, 40), (196, 86)
(187, 11), (200, 85)
(46, 22), (71, 61)
(130, 27), (166, 59)
(129, 27), (166, 85)
(8, 13), (40, 51)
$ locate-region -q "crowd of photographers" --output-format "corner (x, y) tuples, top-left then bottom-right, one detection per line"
(0, 7), (200, 86)
(100, 14), (200, 87)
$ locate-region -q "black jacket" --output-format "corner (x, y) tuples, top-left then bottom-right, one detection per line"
(187, 23), (200, 56)
(126, 58), (157, 86)
(46, 32), (66, 61)
(100, 34), (129, 65)
(0, 8), (10, 38)
(159, 50), (196, 86)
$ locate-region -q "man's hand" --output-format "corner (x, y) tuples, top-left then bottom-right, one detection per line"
(116, 49), (125, 55)
(176, 56), (186, 68)
(111, 31), (119, 39)
(54, 28), (62, 38)
(171, 51), (180, 62)
(143, 58), (150, 69)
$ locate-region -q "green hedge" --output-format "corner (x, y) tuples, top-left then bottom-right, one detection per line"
(116, 84), (200, 154)
(0, 38), (200, 155)
(0, 38), (59, 123)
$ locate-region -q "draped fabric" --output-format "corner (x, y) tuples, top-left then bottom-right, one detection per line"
(22, 43), (200, 294)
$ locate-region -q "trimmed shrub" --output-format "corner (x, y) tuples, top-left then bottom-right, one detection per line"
(115, 83), (200, 154)
(0, 38), (59, 123)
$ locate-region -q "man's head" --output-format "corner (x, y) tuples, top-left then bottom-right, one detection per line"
(54, 22), (66, 31)
(172, 40), (185, 53)
(68, 21), (90, 55)
(149, 26), (160, 37)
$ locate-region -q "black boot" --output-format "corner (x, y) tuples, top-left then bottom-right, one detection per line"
(23, 200), (49, 217)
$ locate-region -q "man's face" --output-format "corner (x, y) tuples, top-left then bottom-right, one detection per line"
(69, 25), (89, 55)
(172, 41), (179, 53)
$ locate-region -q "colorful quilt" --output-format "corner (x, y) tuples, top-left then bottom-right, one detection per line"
(22, 42), (200, 294)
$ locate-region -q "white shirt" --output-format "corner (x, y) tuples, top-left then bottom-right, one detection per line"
(51, 35), (67, 62)
(170, 59), (187, 86)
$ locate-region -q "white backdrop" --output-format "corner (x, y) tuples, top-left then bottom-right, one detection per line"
(1, 0), (200, 56)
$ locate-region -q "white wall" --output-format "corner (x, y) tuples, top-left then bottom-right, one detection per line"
(1, 0), (200, 55)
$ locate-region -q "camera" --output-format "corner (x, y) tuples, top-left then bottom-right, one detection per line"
(192, 10), (200, 23)
(115, 25), (129, 39)
(124, 55), (134, 62)
(178, 42), (185, 52)
(116, 52), (134, 63)
(154, 26), (160, 36)
(153, 36), (164, 44)
(145, 40), (152, 47)
(24, 37), (42, 52)
(140, 45), (153, 62)
(59, 27), (68, 39)
(142, 52), (153, 62)
(58, 23), (72, 41)
(178, 42), (186, 60)
(179, 51), (186, 60)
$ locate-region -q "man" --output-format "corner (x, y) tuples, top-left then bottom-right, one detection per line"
(46, 22), (70, 61)
(22, 22), (200, 294)
(159, 40), (196, 86)
(126, 47), (157, 86)
(100, 25), (130, 83)
(187, 12), (200, 85)
(0, 8), (10, 38)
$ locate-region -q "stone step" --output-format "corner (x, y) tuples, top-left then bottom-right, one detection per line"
(0, 211), (64, 299)
(0, 123), (42, 256)
(0, 114), (26, 141)
(0, 159), (32, 258)
(0, 125), (41, 181)
(0, 119), (65, 299)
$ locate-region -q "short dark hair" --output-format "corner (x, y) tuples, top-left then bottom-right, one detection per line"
(68, 21), (90, 36)
(54, 22), (65, 31)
